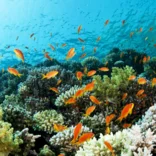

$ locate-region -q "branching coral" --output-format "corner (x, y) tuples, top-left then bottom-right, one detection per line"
(76, 104), (156, 156)
(0, 108), (22, 156)
(1, 94), (33, 130)
(33, 110), (64, 134)
(93, 66), (135, 105)
(76, 125), (156, 156)
(103, 48), (145, 74)
(55, 85), (81, 106)
(143, 57), (156, 79)
(0, 63), (29, 103)
(81, 56), (101, 70)
(137, 104), (156, 134)
(14, 128), (41, 156)
(50, 125), (92, 153)
(39, 145), (55, 156)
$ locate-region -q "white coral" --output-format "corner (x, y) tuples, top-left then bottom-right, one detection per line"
(50, 125), (91, 146)
(76, 104), (156, 156)
(55, 85), (81, 106)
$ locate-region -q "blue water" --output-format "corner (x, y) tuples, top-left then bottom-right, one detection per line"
(0, 0), (156, 68)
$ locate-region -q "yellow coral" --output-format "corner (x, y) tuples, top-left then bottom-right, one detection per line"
(0, 108), (21, 155)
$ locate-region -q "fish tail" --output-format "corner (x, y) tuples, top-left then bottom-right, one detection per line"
(18, 74), (23, 77)
(112, 151), (115, 156)
(116, 116), (122, 122)
(70, 139), (76, 145)
(42, 74), (46, 79)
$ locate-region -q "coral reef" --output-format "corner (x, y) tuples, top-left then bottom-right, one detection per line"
(0, 63), (30, 103)
(33, 110), (64, 134)
(76, 104), (156, 156)
(55, 85), (81, 106)
(14, 128), (40, 156)
(103, 48), (146, 74)
(93, 66), (135, 104)
(39, 145), (55, 156)
(50, 125), (92, 153)
(0, 108), (22, 156)
(143, 57), (156, 79)
(81, 56), (102, 70)
(0, 48), (155, 155)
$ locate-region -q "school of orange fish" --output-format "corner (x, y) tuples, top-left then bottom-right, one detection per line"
(2, 20), (156, 156)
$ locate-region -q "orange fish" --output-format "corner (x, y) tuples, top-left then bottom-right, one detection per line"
(82, 46), (85, 51)
(44, 52), (52, 61)
(49, 44), (55, 51)
(98, 67), (109, 72)
(78, 38), (85, 42)
(105, 20), (109, 26)
(42, 70), (58, 79)
(130, 32), (134, 38)
(77, 25), (82, 34)
(136, 89), (144, 97)
(105, 126), (110, 134)
(154, 44), (156, 47)
(53, 123), (67, 132)
(122, 93), (128, 101)
(65, 97), (76, 105)
(76, 71), (83, 80)
(84, 81), (94, 92)
(56, 79), (62, 86)
(76, 132), (94, 145)
(123, 123), (132, 128)
(66, 48), (76, 60)
(142, 56), (148, 63)
(147, 56), (150, 61)
(89, 96), (101, 105)
(62, 43), (67, 47)
(117, 103), (134, 122)
(84, 106), (96, 117)
(139, 27), (143, 32)
(14, 49), (25, 62)
(71, 123), (82, 144)
(137, 77), (146, 85)
(122, 20), (125, 25)
(87, 70), (96, 77)
(8, 67), (22, 77)
(152, 78), (156, 87)
(96, 36), (101, 42)
(93, 47), (97, 53)
(149, 27), (153, 31)
(128, 75), (136, 81)
(58, 154), (65, 156)
(74, 89), (84, 98)
(104, 141), (114, 155)
(105, 114), (116, 126)
(49, 87), (59, 94)
(79, 53), (86, 59)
